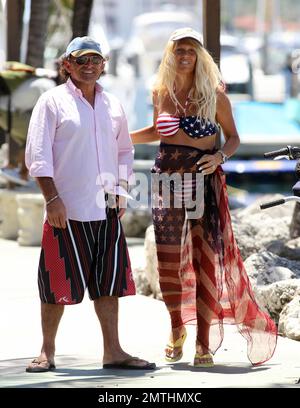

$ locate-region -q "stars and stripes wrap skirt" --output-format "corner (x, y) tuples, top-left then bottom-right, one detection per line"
(151, 143), (277, 366)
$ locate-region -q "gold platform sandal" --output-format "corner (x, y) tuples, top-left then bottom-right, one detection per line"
(193, 352), (214, 368)
(165, 327), (187, 363)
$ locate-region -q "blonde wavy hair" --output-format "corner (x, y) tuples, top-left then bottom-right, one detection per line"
(153, 37), (222, 123)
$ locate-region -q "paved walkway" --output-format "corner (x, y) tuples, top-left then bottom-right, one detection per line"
(0, 238), (299, 389)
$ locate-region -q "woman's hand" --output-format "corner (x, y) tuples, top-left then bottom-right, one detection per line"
(196, 152), (222, 175)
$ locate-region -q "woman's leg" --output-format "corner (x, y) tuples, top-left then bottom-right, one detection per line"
(153, 204), (187, 357)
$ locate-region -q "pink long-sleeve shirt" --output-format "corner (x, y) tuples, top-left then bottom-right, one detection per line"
(25, 78), (134, 221)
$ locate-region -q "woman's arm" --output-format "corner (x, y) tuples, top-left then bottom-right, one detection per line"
(130, 125), (160, 144)
(215, 90), (240, 159)
(130, 92), (160, 144)
(196, 90), (240, 175)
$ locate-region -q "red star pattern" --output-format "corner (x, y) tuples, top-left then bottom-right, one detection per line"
(160, 149), (167, 159)
(170, 149), (182, 160)
(188, 151), (198, 158)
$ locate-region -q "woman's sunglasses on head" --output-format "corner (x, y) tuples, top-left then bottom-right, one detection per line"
(70, 55), (104, 65)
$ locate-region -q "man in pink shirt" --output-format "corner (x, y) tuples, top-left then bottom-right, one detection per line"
(25, 36), (155, 372)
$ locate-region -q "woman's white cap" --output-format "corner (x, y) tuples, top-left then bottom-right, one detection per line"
(169, 27), (203, 45)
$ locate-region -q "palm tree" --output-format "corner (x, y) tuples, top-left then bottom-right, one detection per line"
(6, 0), (24, 61)
(26, 0), (51, 67)
(71, 0), (93, 38)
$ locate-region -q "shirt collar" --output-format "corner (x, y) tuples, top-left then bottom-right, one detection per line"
(66, 77), (103, 96)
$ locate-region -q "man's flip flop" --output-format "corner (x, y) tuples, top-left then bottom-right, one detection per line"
(26, 358), (56, 373)
(103, 357), (156, 370)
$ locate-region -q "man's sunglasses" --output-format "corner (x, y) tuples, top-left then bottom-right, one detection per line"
(70, 55), (104, 65)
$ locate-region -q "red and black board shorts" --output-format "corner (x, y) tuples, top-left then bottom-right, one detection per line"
(37, 209), (136, 304)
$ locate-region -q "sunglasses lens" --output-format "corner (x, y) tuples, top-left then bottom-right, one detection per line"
(75, 56), (103, 65)
(91, 56), (103, 64)
(76, 57), (87, 65)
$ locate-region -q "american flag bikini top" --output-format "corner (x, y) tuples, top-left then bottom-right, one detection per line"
(156, 114), (217, 139)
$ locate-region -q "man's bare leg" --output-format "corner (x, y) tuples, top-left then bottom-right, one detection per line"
(94, 296), (152, 367)
(26, 303), (64, 371)
(38, 303), (64, 363)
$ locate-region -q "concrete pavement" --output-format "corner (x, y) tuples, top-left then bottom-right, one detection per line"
(0, 237), (299, 388)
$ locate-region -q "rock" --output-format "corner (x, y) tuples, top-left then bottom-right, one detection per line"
(144, 225), (162, 299)
(253, 279), (300, 322)
(121, 208), (151, 237)
(235, 194), (295, 219)
(244, 251), (300, 285)
(278, 295), (300, 340)
(232, 212), (290, 259)
(231, 194), (294, 260)
(132, 267), (152, 297)
(279, 237), (300, 261)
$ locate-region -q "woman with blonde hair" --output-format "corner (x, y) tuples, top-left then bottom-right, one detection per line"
(131, 27), (277, 367)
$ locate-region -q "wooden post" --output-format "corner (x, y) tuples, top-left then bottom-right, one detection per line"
(202, 0), (221, 67)
(202, 0), (221, 148)
(6, 0), (24, 61)
(6, 0), (24, 168)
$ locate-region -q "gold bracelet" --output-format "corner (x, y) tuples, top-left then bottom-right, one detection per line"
(46, 194), (59, 206)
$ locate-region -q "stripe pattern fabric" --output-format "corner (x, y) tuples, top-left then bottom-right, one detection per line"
(156, 114), (217, 139)
(38, 208), (135, 304)
(156, 114), (180, 136)
(151, 143), (277, 366)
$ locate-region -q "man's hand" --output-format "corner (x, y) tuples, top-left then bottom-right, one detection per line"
(117, 195), (127, 218)
(46, 197), (67, 228)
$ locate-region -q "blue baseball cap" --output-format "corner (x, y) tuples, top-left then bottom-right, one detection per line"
(65, 36), (103, 58)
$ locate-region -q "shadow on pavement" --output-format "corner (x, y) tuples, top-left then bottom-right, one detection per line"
(166, 361), (273, 374)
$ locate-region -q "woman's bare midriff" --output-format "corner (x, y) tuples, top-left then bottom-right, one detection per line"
(159, 129), (217, 150)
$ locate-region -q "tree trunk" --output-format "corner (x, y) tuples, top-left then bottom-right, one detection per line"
(6, 0), (24, 61)
(72, 0), (93, 38)
(26, 0), (51, 67)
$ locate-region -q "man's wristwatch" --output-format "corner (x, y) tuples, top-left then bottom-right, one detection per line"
(217, 150), (228, 164)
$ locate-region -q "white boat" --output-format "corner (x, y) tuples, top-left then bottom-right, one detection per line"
(122, 10), (200, 79)
(220, 34), (253, 96)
